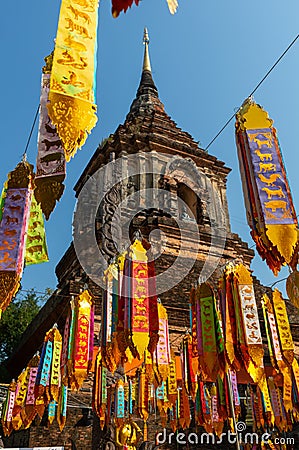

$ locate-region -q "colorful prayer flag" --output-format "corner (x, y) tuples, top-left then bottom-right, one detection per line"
(48, 0), (99, 160)
(71, 290), (94, 390)
(35, 53), (66, 219)
(0, 160), (34, 313)
(25, 193), (48, 265)
(235, 98), (298, 275)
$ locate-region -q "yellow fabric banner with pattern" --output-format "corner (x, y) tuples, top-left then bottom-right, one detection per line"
(48, 0), (99, 161)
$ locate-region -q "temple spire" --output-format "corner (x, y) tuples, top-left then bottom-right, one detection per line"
(143, 28), (151, 72)
(136, 27), (158, 97)
(126, 28), (162, 120)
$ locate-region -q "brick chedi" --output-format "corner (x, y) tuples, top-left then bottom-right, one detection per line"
(3, 29), (299, 450)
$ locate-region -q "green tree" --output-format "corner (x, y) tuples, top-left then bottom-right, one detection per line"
(0, 288), (51, 364)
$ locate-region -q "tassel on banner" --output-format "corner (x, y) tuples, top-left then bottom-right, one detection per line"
(48, 0), (99, 160)
(35, 52), (66, 219)
(0, 160), (34, 314)
(235, 98), (299, 275)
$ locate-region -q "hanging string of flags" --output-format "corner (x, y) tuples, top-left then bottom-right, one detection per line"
(2, 239), (299, 445)
(1, 290), (94, 435)
(91, 258), (299, 443)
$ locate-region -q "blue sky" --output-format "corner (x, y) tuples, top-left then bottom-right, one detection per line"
(0, 0), (298, 296)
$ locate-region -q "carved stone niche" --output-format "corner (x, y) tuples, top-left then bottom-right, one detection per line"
(164, 156), (210, 226)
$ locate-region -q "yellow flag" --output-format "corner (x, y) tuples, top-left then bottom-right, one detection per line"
(48, 0), (99, 161)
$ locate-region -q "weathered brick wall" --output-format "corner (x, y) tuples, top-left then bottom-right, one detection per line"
(29, 407), (92, 450)
(2, 428), (30, 449)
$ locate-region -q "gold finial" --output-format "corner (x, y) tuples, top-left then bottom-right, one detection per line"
(143, 27), (151, 72)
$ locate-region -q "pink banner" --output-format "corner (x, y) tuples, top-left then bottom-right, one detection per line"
(0, 188), (31, 274)
(26, 367), (38, 406)
(6, 390), (16, 422)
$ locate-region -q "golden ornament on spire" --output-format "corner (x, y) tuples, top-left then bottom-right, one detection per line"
(143, 28), (151, 72)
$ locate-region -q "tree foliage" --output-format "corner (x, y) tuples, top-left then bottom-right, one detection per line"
(0, 289), (51, 363)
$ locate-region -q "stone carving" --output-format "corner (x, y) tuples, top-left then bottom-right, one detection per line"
(100, 183), (122, 262)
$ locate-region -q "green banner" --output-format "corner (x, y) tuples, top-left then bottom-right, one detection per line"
(25, 194), (49, 265)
